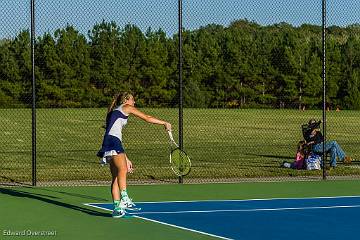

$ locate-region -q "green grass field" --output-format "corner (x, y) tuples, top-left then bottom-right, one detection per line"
(1, 181), (360, 240)
(1, 108), (360, 185)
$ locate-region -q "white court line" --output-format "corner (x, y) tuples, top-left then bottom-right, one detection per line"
(83, 203), (111, 212)
(134, 195), (360, 204)
(134, 215), (234, 240)
(84, 195), (360, 207)
(83, 203), (233, 240)
(128, 204), (360, 215)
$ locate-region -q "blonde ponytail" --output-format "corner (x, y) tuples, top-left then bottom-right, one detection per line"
(107, 92), (133, 114)
(107, 93), (121, 114)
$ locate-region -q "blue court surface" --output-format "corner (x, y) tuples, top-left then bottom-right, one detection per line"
(86, 196), (360, 240)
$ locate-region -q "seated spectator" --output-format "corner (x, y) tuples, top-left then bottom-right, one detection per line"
(281, 141), (307, 169)
(304, 119), (352, 168)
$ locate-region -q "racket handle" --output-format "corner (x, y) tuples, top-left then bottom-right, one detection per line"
(167, 130), (178, 147)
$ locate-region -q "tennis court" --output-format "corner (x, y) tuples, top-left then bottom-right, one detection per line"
(87, 196), (360, 240)
(1, 181), (360, 240)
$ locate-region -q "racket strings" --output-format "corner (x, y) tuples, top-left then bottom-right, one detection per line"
(167, 131), (191, 176)
(170, 149), (191, 176)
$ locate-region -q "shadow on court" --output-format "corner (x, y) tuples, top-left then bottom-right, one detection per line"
(38, 187), (109, 202)
(0, 187), (109, 217)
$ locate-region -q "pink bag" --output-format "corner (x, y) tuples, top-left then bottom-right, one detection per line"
(293, 151), (305, 169)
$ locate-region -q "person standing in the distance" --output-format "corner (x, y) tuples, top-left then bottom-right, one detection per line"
(97, 92), (172, 218)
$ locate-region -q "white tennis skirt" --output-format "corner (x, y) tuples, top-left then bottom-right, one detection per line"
(99, 150), (119, 165)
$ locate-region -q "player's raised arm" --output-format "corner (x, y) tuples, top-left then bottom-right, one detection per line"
(123, 104), (172, 131)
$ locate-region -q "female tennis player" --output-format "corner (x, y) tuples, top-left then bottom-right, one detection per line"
(97, 92), (171, 218)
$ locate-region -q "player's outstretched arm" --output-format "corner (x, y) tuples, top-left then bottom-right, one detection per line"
(123, 105), (171, 131)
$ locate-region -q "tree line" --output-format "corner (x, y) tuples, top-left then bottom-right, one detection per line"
(1, 19), (360, 109)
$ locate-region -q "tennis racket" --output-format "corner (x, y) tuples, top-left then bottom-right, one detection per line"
(167, 130), (191, 176)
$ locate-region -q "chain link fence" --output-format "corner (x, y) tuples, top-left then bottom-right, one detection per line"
(325, 1), (360, 178)
(1, 0), (359, 186)
(0, 0), (32, 185)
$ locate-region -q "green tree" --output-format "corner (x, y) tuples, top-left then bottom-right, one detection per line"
(88, 20), (122, 104)
(117, 24), (146, 96)
(0, 38), (23, 107)
(36, 32), (65, 107)
(342, 34), (360, 109)
(136, 28), (174, 106)
(54, 25), (91, 107)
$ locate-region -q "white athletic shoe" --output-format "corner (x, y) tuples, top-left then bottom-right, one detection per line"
(111, 208), (125, 218)
(120, 196), (136, 209)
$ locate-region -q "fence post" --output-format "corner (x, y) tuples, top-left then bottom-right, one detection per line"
(31, 0), (37, 186)
(178, 0), (184, 184)
(321, 0), (327, 180)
